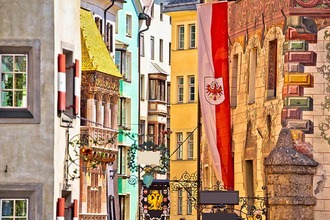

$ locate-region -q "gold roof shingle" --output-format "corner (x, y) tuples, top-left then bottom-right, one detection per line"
(80, 8), (122, 78)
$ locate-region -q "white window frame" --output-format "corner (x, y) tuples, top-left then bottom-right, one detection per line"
(188, 75), (195, 102)
(187, 132), (194, 159)
(0, 183), (42, 219)
(1, 54), (28, 108)
(178, 25), (184, 50)
(118, 145), (127, 176)
(189, 24), (196, 49)
(187, 188), (193, 215)
(178, 76), (184, 103)
(126, 14), (132, 37)
(178, 189), (183, 215)
(150, 36), (155, 60)
(0, 198), (28, 219)
(159, 39), (163, 62)
(140, 34), (145, 57)
(118, 97), (131, 129)
(177, 132), (183, 160)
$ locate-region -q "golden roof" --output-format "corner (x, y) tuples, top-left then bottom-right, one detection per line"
(80, 8), (122, 78)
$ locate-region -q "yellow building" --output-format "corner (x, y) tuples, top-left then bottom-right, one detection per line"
(163, 5), (198, 220)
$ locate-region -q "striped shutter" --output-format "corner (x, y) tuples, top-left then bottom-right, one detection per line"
(57, 198), (65, 220)
(58, 54), (66, 112)
(74, 59), (80, 115)
(72, 199), (78, 220)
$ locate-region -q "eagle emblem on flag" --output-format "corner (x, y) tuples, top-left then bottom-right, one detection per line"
(204, 77), (225, 105)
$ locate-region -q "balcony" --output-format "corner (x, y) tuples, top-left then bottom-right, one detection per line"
(79, 213), (107, 220)
(80, 126), (118, 152)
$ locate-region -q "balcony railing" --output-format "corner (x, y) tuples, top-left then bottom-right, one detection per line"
(79, 213), (107, 220)
(81, 126), (118, 152)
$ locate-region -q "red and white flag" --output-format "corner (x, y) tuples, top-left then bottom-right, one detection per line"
(198, 2), (234, 189)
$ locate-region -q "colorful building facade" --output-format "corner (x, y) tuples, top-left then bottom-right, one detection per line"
(227, 0), (330, 218)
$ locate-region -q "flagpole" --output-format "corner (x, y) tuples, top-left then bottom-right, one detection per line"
(197, 96), (201, 220)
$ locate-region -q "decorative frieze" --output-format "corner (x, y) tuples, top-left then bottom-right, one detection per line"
(283, 41), (308, 53)
(284, 73), (314, 87)
(284, 96), (313, 111)
(282, 85), (304, 98)
(286, 119), (313, 133)
(286, 27), (317, 43)
(281, 108), (302, 120)
(284, 51), (317, 66)
(283, 63), (304, 73)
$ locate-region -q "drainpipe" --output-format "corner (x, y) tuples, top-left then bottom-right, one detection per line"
(137, 8), (151, 220)
(104, 0), (115, 43)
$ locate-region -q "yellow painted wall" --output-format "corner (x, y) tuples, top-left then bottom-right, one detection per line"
(168, 11), (199, 220)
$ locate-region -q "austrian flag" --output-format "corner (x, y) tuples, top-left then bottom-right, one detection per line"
(197, 2), (234, 189)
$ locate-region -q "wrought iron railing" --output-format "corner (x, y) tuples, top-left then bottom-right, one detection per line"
(170, 173), (269, 220)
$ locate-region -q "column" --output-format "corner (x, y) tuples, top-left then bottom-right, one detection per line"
(86, 92), (95, 126)
(111, 96), (118, 129)
(104, 95), (111, 128)
(95, 93), (103, 127)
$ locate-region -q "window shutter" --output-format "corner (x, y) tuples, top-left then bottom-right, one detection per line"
(74, 59), (80, 115)
(58, 54), (66, 112)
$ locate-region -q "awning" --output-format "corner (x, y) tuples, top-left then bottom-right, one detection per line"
(80, 8), (122, 78)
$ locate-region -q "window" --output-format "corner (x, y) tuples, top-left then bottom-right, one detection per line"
(118, 97), (131, 129)
(188, 76), (195, 102)
(63, 50), (75, 116)
(94, 16), (102, 35)
(0, 40), (40, 123)
(187, 132), (194, 159)
(245, 160), (254, 196)
(115, 15), (119, 34)
(178, 25), (184, 50)
(178, 189), (183, 215)
(149, 78), (165, 101)
(248, 48), (257, 104)
(0, 183), (42, 219)
(230, 54), (239, 107)
(139, 120), (146, 144)
(159, 39), (163, 62)
(1, 55), (27, 108)
(125, 52), (132, 81)
(267, 39), (278, 98)
(189, 24), (196, 49)
(141, 74), (145, 100)
(115, 50), (131, 81)
(118, 146), (127, 175)
(169, 42), (171, 65)
(177, 76), (184, 103)
(126, 14), (132, 37)
(160, 3), (163, 21)
(158, 123), (165, 145)
(140, 35), (145, 57)
(148, 124), (155, 142)
(187, 188), (193, 215)
(106, 22), (113, 52)
(151, 3), (154, 18)
(177, 132), (183, 159)
(119, 195), (125, 220)
(0, 199), (28, 219)
(150, 36), (155, 60)
(167, 82), (170, 105)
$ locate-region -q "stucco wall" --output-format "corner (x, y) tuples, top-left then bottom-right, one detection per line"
(0, 0), (81, 219)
